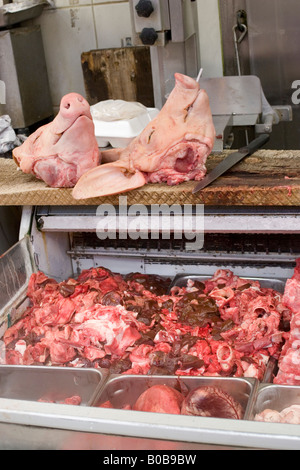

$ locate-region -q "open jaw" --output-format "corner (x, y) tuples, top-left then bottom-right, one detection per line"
(145, 140), (210, 185)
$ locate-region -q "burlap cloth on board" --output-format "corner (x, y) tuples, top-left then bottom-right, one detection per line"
(0, 150), (299, 206)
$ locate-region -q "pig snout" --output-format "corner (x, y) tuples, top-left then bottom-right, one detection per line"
(59, 93), (91, 121)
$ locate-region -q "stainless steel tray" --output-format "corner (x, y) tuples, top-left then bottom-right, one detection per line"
(93, 374), (258, 420)
(169, 274), (286, 293)
(0, 365), (108, 406)
(253, 384), (300, 419)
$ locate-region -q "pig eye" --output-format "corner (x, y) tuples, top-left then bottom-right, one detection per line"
(65, 103), (71, 109)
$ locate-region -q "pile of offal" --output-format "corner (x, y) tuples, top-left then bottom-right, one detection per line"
(3, 260), (300, 387)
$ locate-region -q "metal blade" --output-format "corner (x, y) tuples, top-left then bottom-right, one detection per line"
(192, 149), (248, 193)
(192, 133), (270, 194)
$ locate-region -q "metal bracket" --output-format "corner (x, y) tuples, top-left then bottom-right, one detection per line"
(274, 105), (293, 122)
(256, 105), (293, 134)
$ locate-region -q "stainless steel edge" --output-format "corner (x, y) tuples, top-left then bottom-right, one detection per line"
(0, 398), (299, 449)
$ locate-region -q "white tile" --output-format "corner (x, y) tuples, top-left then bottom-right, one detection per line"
(53, 0), (92, 9)
(197, 0), (223, 78)
(35, 7), (97, 106)
(93, 0), (127, 4)
(93, 2), (132, 49)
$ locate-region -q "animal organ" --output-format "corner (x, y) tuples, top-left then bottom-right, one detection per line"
(100, 384), (244, 420)
(133, 385), (184, 414)
(181, 385), (243, 419)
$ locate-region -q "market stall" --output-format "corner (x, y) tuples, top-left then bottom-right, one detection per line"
(0, 0), (300, 451)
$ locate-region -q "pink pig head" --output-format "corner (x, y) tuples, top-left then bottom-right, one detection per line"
(13, 93), (100, 188)
(72, 73), (215, 199)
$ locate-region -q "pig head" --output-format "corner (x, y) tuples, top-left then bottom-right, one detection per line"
(13, 93), (100, 188)
(72, 73), (215, 199)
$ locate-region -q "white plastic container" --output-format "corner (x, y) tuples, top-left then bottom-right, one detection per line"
(93, 108), (159, 148)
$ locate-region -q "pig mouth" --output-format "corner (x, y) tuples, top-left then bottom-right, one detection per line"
(61, 113), (92, 134)
(174, 148), (195, 173)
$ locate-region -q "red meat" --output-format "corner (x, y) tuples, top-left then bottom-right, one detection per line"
(38, 395), (82, 405)
(282, 259), (300, 313)
(133, 385), (184, 414)
(274, 259), (300, 385)
(63, 395), (82, 406)
(1, 266), (291, 383)
(181, 385), (243, 419)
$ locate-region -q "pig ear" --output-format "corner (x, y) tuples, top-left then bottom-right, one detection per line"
(72, 161), (146, 199)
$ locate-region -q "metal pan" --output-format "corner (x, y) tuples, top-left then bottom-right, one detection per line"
(169, 274), (286, 293)
(92, 374), (258, 420)
(0, 365), (108, 406)
(252, 383), (300, 420)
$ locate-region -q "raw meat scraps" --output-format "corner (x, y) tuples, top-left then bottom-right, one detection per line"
(274, 259), (300, 385)
(282, 258), (300, 314)
(72, 73), (215, 199)
(13, 93), (100, 187)
(1, 266), (290, 383)
(38, 395), (82, 406)
(255, 404), (300, 424)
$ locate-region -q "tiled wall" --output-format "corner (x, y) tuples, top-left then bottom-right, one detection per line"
(33, 0), (132, 112)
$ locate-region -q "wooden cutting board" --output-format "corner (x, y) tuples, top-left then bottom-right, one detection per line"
(81, 47), (154, 108)
(0, 150), (299, 206)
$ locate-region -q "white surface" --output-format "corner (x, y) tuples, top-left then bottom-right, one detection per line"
(197, 0), (223, 78)
(93, 107), (159, 148)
